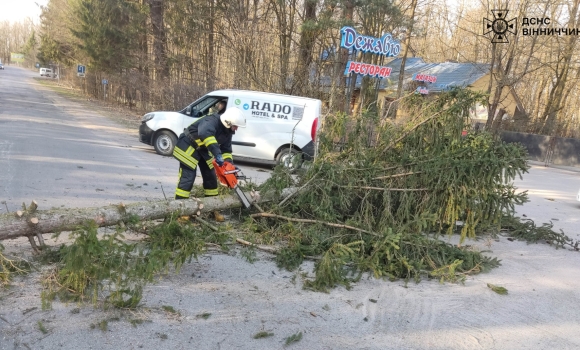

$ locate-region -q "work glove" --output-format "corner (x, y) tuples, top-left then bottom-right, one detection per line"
(215, 154), (224, 167)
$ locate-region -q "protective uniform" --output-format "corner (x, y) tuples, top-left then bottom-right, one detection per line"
(173, 113), (235, 199)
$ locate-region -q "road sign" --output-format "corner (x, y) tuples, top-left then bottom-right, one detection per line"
(35, 63), (40, 68)
(77, 64), (86, 77)
(102, 79), (108, 85)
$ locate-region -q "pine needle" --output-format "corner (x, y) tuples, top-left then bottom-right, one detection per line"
(253, 331), (275, 339)
(487, 283), (508, 295)
(284, 331), (303, 346)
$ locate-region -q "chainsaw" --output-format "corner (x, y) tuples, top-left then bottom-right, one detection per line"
(212, 160), (252, 209)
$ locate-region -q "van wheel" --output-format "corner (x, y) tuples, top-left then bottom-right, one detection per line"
(154, 131), (177, 156)
(276, 148), (303, 170)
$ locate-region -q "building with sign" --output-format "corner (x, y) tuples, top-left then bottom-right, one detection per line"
(326, 57), (526, 123)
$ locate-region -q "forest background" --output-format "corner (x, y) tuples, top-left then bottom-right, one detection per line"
(1, 0), (580, 138)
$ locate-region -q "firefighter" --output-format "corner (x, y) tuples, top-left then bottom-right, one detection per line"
(173, 107), (246, 221)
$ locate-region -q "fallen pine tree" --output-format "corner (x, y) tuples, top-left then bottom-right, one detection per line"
(0, 188), (294, 305)
(0, 188), (294, 245)
(247, 88), (532, 290)
(2, 88), (574, 305)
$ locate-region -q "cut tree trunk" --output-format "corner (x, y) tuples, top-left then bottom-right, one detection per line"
(0, 189), (294, 241)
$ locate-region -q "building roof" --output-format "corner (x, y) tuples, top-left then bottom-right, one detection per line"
(342, 58), (490, 93)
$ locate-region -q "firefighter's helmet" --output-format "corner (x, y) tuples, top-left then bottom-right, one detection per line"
(220, 107), (246, 128)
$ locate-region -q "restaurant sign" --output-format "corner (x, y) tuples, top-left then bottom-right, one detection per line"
(340, 26), (400, 78)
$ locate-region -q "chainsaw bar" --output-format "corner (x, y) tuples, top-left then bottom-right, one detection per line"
(234, 186), (252, 209)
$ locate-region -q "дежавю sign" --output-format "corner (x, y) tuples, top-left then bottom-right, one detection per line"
(340, 26), (400, 78)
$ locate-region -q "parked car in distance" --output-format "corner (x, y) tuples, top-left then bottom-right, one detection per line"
(139, 89), (322, 168)
(39, 68), (53, 77)
(0, 63), (4, 70)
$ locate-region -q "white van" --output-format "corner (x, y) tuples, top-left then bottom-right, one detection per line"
(39, 68), (53, 77)
(139, 90), (322, 166)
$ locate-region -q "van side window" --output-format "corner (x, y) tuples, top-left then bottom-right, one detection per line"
(187, 96), (227, 118)
(210, 99), (228, 115)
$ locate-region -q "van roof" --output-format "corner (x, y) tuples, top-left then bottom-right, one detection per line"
(210, 89), (321, 102)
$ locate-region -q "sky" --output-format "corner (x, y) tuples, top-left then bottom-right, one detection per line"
(0, 0), (49, 24)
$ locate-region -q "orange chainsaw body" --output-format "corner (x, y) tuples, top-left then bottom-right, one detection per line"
(212, 160), (239, 189)
(212, 159), (251, 208)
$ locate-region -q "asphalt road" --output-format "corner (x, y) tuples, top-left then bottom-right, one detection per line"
(0, 66), (272, 214)
(514, 162), (580, 236)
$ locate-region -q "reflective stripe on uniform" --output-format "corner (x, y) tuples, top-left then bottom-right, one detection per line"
(203, 136), (218, 147)
(175, 188), (190, 198)
(195, 139), (204, 147)
(222, 153), (233, 160)
(185, 145), (195, 156)
(173, 147), (199, 169)
(175, 168), (191, 198)
(204, 188), (219, 196)
(206, 159), (214, 169)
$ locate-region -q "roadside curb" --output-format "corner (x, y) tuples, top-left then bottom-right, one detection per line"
(528, 160), (580, 174)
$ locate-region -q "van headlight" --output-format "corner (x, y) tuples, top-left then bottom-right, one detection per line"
(142, 113), (155, 122)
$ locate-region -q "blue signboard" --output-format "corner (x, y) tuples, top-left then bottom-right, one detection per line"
(102, 79), (108, 85)
(77, 64), (86, 74)
(340, 26), (400, 78)
(340, 26), (401, 58)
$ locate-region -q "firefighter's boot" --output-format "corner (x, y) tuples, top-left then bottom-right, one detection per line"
(213, 210), (225, 222)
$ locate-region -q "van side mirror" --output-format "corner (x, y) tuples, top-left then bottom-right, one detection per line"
(186, 106), (192, 115)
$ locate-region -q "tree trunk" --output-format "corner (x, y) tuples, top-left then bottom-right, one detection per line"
(291, 0), (317, 96)
(538, 0), (579, 135)
(396, 0), (417, 100)
(485, 42), (497, 128)
(530, 76), (548, 131)
(335, 0), (356, 114)
(149, 0), (169, 80)
(0, 189), (295, 241)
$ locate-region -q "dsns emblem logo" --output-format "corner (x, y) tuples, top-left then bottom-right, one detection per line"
(483, 10), (517, 43)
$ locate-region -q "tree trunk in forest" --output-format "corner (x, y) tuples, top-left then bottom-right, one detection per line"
(206, 0), (216, 91)
(396, 0), (417, 100)
(486, 41), (517, 132)
(292, 0), (317, 96)
(539, 0), (580, 135)
(485, 2), (541, 132)
(148, 0), (169, 80)
(530, 76), (547, 130)
(339, 1), (354, 113)
(560, 85), (575, 136)
(0, 189), (295, 241)
(270, 0), (296, 93)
